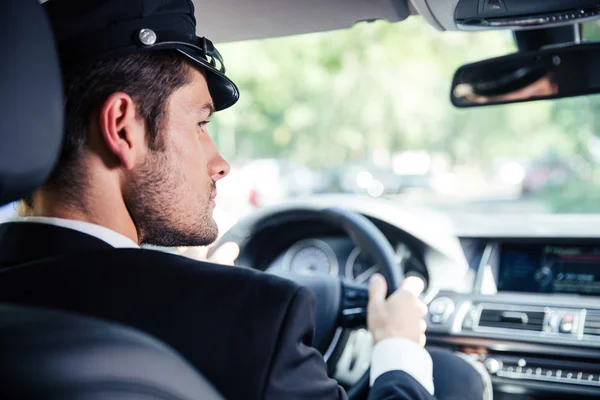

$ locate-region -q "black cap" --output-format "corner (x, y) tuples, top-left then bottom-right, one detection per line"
(43, 0), (239, 111)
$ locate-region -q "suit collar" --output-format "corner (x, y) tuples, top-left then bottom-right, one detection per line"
(0, 222), (115, 266)
(7, 217), (139, 248)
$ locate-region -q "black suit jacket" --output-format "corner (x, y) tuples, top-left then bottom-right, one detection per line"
(0, 222), (434, 400)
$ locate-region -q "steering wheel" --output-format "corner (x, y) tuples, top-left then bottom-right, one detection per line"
(214, 207), (404, 398)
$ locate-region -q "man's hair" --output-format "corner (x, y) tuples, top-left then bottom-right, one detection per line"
(42, 50), (193, 200)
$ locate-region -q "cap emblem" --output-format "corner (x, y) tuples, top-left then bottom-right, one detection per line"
(138, 29), (157, 46)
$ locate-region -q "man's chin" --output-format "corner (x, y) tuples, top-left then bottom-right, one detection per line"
(141, 224), (218, 247)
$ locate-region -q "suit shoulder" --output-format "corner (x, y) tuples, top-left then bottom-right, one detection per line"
(136, 248), (302, 303)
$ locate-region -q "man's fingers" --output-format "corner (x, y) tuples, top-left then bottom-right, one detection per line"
(209, 242), (240, 266)
(401, 276), (425, 297)
(368, 273), (388, 307)
(418, 300), (428, 317)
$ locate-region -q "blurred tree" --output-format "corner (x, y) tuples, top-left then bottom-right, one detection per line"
(207, 17), (600, 212)
(211, 17), (522, 167)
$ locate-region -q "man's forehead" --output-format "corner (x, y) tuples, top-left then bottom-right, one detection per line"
(172, 67), (215, 113)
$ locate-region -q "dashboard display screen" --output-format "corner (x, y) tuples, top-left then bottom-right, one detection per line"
(498, 244), (600, 295)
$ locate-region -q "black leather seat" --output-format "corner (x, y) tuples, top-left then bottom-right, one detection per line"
(0, 305), (224, 400)
(0, 1), (222, 398)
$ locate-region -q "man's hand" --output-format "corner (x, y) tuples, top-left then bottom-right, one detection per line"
(367, 273), (428, 346)
(178, 242), (240, 266)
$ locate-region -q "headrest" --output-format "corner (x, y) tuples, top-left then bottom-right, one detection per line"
(0, 0), (64, 206)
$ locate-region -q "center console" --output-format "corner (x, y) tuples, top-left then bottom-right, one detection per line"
(426, 239), (600, 398)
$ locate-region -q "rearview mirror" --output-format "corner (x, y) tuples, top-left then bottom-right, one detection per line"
(451, 42), (600, 107)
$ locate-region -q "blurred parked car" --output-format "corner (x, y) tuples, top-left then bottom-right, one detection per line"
(333, 164), (434, 197)
(521, 156), (577, 196)
(239, 159), (329, 208)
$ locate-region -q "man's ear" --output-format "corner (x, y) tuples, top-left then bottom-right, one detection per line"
(98, 92), (146, 171)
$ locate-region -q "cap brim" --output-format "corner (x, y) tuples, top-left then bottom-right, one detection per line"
(175, 48), (240, 111)
(53, 25), (240, 111)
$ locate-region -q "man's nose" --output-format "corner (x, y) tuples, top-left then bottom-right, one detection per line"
(210, 153), (231, 181)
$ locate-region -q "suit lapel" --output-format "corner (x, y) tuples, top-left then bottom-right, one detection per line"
(0, 222), (113, 266)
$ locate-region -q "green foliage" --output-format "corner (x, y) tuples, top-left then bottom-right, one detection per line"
(535, 178), (600, 213)
(211, 18), (520, 166)
(208, 18), (600, 212)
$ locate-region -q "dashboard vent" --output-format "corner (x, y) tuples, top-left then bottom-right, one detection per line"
(584, 311), (600, 336)
(478, 308), (545, 332)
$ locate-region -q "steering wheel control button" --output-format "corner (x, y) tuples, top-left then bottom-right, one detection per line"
(340, 281), (369, 329)
(428, 297), (455, 324)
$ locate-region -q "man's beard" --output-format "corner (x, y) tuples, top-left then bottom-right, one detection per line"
(124, 150), (218, 247)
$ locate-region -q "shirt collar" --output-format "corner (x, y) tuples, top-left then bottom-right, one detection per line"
(7, 216), (140, 249)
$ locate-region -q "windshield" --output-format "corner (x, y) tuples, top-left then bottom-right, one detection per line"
(204, 20), (600, 229)
(2, 19), (600, 228)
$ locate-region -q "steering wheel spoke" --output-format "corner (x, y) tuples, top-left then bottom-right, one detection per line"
(340, 280), (369, 329)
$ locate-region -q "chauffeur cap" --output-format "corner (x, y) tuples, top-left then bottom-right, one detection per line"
(43, 0), (239, 111)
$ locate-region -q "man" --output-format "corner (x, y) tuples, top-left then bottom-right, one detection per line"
(0, 0), (487, 399)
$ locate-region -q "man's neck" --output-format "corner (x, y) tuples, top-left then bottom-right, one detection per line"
(29, 187), (140, 245)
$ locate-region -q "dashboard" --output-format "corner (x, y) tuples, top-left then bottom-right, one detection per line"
(267, 237), (422, 284)
(216, 196), (600, 399)
(429, 238), (600, 399)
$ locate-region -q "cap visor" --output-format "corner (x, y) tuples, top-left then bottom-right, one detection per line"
(175, 48), (240, 111)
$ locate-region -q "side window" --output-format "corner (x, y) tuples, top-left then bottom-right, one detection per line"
(0, 202), (17, 222)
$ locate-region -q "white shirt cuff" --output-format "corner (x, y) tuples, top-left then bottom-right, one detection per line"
(370, 338), (434, 395)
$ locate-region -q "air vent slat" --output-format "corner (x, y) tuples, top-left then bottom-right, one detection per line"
(584, 327), (600, 335)
(583, 311), (600, 336)
(479, 317), (546, 322)
(477, 308), (545, 332)
(479, 322), (542, 330)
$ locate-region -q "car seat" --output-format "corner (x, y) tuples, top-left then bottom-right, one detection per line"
(0, 1), (223, 398)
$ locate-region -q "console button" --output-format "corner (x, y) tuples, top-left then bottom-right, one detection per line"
(429, 297), (455, 324)
(430, 297), (451, 314)
(484, 358), (502, 374)
(462, 306), (478, 330)
(560, 313), (574, 333)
